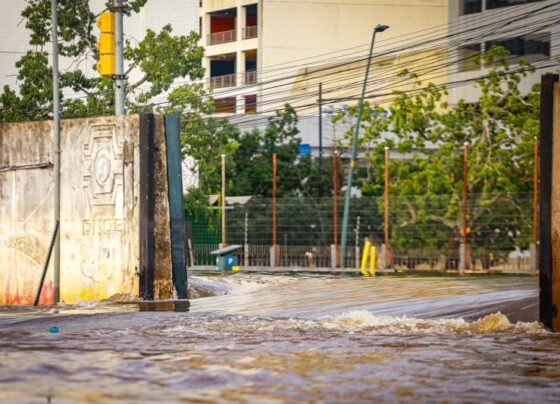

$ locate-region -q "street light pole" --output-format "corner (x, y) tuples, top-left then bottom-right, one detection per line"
(340, 24), (389, 268)
(51, 0), (61, 303)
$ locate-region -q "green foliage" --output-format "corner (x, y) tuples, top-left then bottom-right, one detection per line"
(0, 0), (206, 121)
(339, 46), (541, 256)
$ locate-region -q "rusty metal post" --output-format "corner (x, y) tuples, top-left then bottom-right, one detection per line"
(272, 152), (277, 263)
(333, 150), (339, 267)
(221, 154), (226, 247)
(384, 147), (392, 268)
(531, 136), (539, 273)
(459, 142), (470, 271)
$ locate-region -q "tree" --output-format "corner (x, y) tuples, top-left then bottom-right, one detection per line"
(0, 0), (206, 121)
(336, 46), (541, 265)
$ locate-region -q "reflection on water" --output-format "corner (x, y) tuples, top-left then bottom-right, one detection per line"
(1, 274), (559, 402)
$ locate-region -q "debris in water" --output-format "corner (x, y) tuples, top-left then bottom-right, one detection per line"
(49, 326), (59, 333)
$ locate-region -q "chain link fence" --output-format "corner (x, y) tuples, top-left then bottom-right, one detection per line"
(189, 192), (536, 272)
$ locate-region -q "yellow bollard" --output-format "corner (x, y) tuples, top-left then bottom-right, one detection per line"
(360, 240), (371, 276)
(369, 246), (376, 276)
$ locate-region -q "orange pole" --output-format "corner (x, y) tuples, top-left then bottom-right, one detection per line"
(533, 136), (539, 244)
(384, 147), (392, 268)
(463, 143), (468, 248)
(333, 151), (339, 266)
(384, 147), (390, 248)
(272, 152), (277, 257)
(221, 154), (226, 247)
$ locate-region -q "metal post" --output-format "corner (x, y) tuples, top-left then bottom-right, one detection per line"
(460, 142), (470, 271)
(355, 215), (361, 269)
(333, 150), (339, 267)
(532, 136), (539, 273)
(272, 152), (277, 261)
(114, 0), (125, 115)
(244, 211), (249, 267)
(51, 0), (61, 304)
(340, 24), (388, 268)
(318, 83), (323, 198)
(221, 154), (226, 247)
(539, 73), (558, 330)
(384, 146), (391, 268)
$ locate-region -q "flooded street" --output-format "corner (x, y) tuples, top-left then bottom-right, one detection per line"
(1, 274), (559, 402)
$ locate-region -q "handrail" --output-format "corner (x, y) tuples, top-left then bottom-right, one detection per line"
(244, 70), (257, 85)
(242, 25), (258, 40)
(209, 73), (237, 89)
(208, 29), (236, 45)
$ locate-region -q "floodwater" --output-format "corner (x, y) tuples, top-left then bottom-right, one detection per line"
(1, 274), (560, 402)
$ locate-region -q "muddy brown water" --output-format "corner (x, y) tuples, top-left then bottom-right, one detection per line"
(1, 274), (559, 402)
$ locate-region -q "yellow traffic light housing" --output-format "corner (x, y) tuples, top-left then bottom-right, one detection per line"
(96, 12), (115, 76)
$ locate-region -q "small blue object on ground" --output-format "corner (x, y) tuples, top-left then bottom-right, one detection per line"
(49, 326), (59, 333)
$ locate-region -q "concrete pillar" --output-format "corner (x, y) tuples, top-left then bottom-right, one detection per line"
(237, 5), (246, 41)
(236, 50), (246, 114)
(269, 245), (276, 268)
(530, 242), (538, 273)
(331, 244), (336, 269)
(458, 243), (471, 271)
(355, 246), (360, 269)
(244, 243), (249, 267)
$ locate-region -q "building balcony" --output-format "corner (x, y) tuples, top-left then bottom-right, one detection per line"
(244, 70), (257, 85)
(209, 73), (237, 90)
(242, 25), (258, 40)
(208, 29), (236, 45)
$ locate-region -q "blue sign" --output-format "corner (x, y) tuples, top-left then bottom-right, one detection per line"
(298, 144), (311, 157)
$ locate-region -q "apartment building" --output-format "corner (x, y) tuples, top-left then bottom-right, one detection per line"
(200, 0), (449, 119)
(448, 0), (560, 105)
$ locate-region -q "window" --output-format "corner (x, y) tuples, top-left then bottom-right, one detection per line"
(215, 97), (236, 113)
(486, 0), (544, 10)
(460, 0), (482, 15)
(458, 44), (482, 71)
(245, 95), (257, 114)
(486, 32), (550, 64)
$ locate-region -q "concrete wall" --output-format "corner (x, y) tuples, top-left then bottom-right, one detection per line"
(0, 115), (174, 304)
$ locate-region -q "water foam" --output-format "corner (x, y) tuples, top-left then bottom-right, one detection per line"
(319, 310), (546, 334)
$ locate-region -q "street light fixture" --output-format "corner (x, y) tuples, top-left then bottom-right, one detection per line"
(339, 24), (389, 268)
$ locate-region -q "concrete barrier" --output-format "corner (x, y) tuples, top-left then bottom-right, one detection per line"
(0, 114), (184, 304)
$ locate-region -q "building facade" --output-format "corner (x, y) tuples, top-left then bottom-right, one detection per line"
(447, 0), (560, 105)
(200, 0), (449, 120)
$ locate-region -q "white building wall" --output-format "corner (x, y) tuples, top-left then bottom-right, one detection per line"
(447, 0), (560, 105)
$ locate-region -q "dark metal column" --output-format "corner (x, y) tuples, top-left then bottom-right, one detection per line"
(539, 73), (558, 329)
(165, 114), (188, 299)
(139, 113), (155, 300)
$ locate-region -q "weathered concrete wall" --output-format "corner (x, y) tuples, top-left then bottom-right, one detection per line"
(0, 115), (173, 304)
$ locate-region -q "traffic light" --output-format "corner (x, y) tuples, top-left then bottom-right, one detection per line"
(96, 12), (114, 76)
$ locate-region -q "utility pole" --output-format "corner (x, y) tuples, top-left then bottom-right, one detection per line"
(318, 83), (323, 199)
(51, 0), (61, 304)
(221, 154), (226, 247)
(340, 24), (389, 268)
(532, 136), (539, 273)
(384, 146), (391, 269)
(272, 152), (277, 262)
(460, 142), (470, 271)
(113, 0), (125, 115)
(333, 150), (339, 267)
